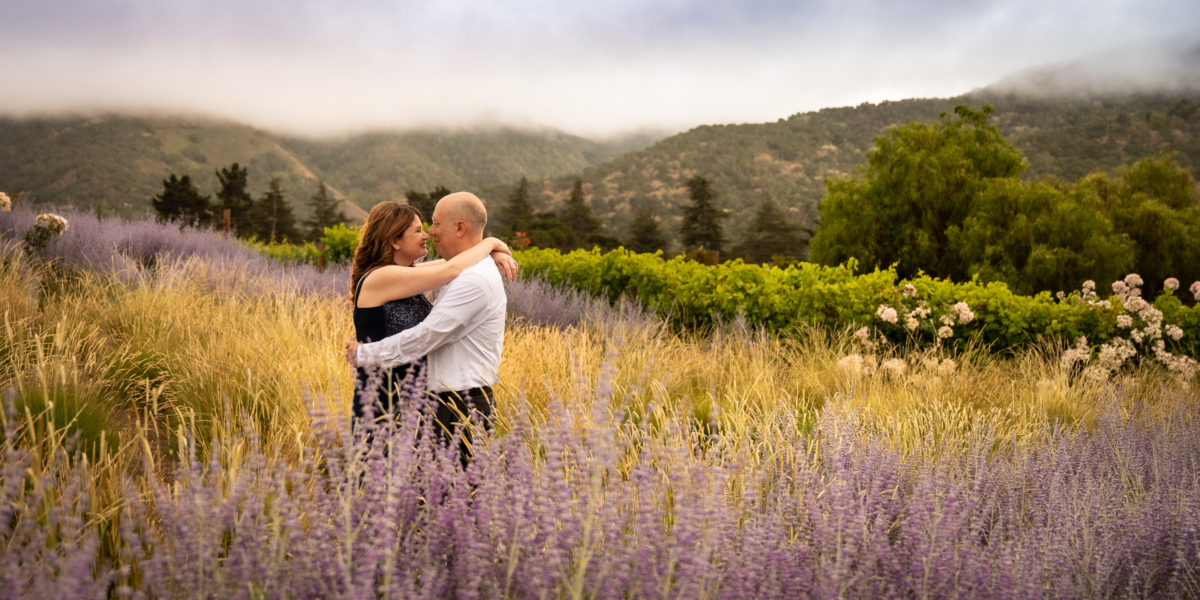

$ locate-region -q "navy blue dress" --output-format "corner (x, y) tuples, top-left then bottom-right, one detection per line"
(352, 271), (433, 421)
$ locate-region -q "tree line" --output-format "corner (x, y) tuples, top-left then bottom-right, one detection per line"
(811, 105), (1200, 296)
(151, 162), (348, 243)
(472, 174), (810, 264)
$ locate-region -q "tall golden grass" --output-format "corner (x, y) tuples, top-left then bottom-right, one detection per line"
(3, 246), (1197, 526)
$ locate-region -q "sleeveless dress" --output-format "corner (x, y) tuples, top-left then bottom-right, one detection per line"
(352, 271), (433, 421)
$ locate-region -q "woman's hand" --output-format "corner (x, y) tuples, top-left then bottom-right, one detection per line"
(486, 237), (512, 255)
(493, 252), (519, 281)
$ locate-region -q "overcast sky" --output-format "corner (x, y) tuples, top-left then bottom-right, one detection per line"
(1, 0), (1197, 137)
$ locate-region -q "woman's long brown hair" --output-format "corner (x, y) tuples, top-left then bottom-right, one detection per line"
(349, 201), (423, 304)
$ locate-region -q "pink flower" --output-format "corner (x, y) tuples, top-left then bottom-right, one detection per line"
(1112, 280), (1128, 295)
(1124, 273), (1143, 288)
(1164, 277), (1180, 291)
(1190, 281), (1200, 301)
(902, 284), (917, 298)
(854, 326), (870, 341)
(1116, 315), (1133, 328)
(1167, 325), (1183, 342)
(937, 325), (954, 339)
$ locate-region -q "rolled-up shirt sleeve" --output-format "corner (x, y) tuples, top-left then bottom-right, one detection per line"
(356, 274), (487, 369)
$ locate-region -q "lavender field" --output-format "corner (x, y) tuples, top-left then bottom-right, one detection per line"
(2, 208), (1199, 599)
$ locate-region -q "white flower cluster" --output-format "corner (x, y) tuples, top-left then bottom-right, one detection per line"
(869, 285), (976, 345)
(1078, 280), (1112, 308)
(1191, 281), (1200, 302)
(0, 192), (10, 212)
(1063, 274), (1197, 384)
(881, 358), (907, 377)
(1060, 336), (1091, 371)
(837, 353), (872, 377)
(876, 305), (898, 324)
(35, 213), (69, 235)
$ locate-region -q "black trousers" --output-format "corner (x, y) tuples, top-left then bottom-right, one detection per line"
(433, 386), (494, 465)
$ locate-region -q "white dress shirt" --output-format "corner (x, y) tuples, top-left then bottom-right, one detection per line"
(356, 256), (506, 393)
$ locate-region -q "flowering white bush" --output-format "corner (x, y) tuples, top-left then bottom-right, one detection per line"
(23, 212), (70, 254)
(35, 213), (69, 234)
(1062, 274), (1198, 384)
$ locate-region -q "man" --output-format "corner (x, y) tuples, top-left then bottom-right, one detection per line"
(345, 191), (507, 461)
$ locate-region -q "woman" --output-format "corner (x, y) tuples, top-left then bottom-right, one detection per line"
(350, 201), (516, 422)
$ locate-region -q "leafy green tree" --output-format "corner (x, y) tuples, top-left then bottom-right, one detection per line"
(216, 162), (254, 236)
(950, 178), (1134, 294)
(627, 201), (667, 253)
(504, 176), (535, 235)
(679, 175), (728, 255)
(561, 178), (602, 240)
(304, 181), (348, 242)
(1099, 155), (1200, 295)
(250, 177), (301, 243)
(731, 195), (805, 263)
(811, 105), (1027, 279)
(152, 173), (212, 228)
(405, 185), (450, 221)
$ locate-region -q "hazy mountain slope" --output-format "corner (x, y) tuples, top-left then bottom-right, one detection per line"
(280, 127), (660, 211)
(0, 115), (368, 220)
(0, 115), (662, 220)
(515, 92), (1200, 248)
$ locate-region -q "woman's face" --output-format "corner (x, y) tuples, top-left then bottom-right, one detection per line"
(393, 218), (430, 264)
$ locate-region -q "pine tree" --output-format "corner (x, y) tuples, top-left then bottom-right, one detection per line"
(251, 177), (301, 243)
(627, 201), (666, 253)
(404, 185), (450, 221)
(732, 196), (803, 263)
(304, 181), (348, 241)
(505, 176), (535, 235)
(216, 162), (254, 237)
(152, 174), (212, 228)
(561, 178), (601, 242)
(679, 175), (728, 255)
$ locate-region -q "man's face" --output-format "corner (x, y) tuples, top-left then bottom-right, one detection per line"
(429, 204), (450, 257)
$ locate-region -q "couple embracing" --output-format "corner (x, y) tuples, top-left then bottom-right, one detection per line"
(343, 192), (518, 460)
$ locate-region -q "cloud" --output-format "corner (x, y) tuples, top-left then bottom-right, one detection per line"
(2, 0), (1198, 136)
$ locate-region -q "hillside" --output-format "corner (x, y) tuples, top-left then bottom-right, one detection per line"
(0, 115), (662, 221)
(0, 115), (367, 220)
(280, 127), (662, 211)
(515, 91), (1200, 250)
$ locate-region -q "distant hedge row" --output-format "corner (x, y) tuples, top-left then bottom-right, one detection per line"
(514, 247), (1200, 357)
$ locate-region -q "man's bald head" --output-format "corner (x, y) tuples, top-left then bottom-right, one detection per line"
(437, 192), (488, 231)
(430, 192), (489, 258)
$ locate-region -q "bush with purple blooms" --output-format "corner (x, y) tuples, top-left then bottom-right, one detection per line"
(4, 367), (1199, 598)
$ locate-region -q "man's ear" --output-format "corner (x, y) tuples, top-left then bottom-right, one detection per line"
(456, 220), (468, 237)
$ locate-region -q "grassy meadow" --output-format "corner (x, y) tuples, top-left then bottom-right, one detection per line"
(2, 208), (1199, 598)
